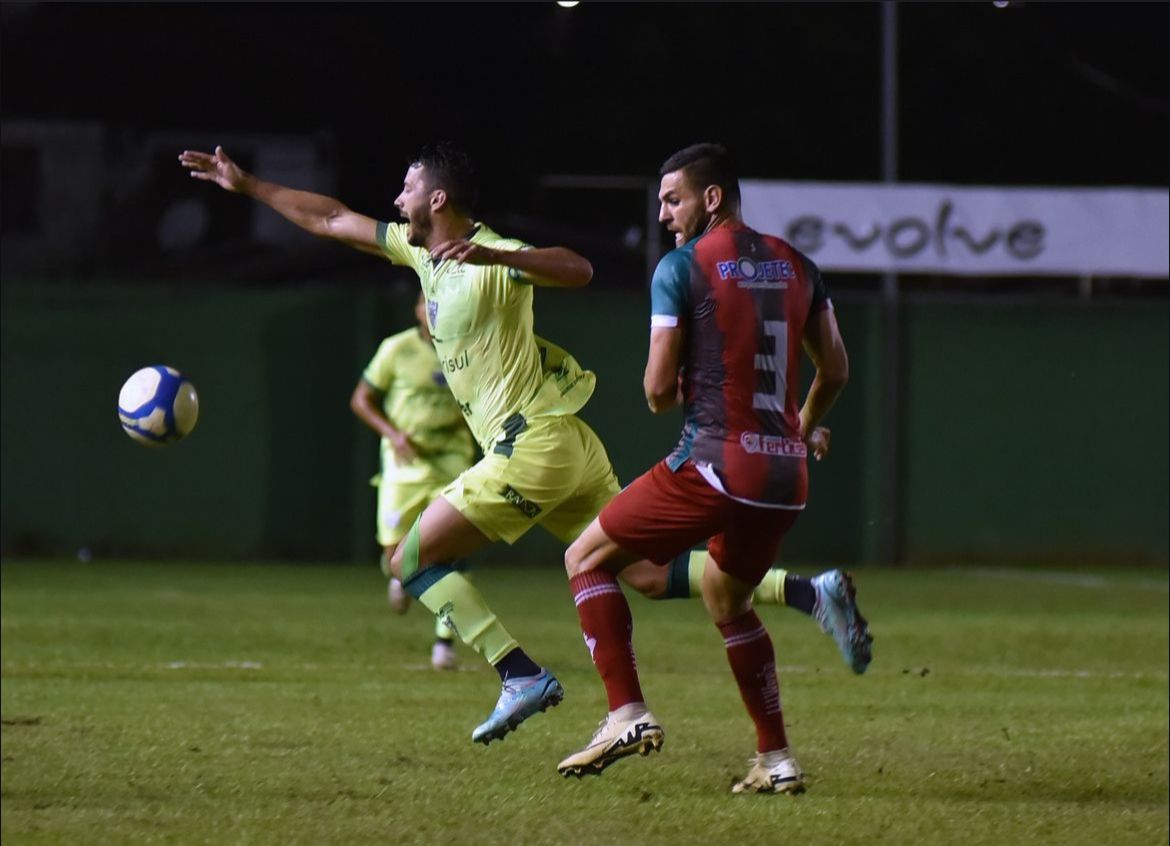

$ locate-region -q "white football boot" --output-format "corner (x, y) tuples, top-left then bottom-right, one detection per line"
(731, 748), (806, 795)
(557, 704), (664, 777)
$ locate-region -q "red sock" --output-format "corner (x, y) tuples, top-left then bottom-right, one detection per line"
(569, 571), (644, 710)
(717, 609), (788, 753)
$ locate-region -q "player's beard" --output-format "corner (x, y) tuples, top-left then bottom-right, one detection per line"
(405, 211), (433, 247)
(677, 214), (708, 246)
(693, 211), (721, 242)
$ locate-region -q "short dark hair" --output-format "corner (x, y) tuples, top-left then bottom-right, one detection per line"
(659, 143), (740, 207)
(410, 143), (478, 214)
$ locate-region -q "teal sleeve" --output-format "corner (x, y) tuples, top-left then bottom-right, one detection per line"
(650, 249), (691, 323)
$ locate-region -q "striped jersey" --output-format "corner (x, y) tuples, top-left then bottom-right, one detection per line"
(649, 222), (831, 508)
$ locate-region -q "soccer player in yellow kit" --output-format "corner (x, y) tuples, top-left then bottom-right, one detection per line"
(350, 292), (476, 670)
(181, 143), (617, 743)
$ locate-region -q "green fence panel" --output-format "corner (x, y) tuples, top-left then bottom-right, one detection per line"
(902, 300), (1169, 565)
(3, 283), (1165, 567)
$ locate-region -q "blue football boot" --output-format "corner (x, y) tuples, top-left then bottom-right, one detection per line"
(472, 669), (564, 744)
(811, 569), (873, 674)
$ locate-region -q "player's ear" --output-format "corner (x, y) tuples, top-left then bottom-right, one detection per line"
(703, 184), (723, 214)
(429, 188), (448, 213)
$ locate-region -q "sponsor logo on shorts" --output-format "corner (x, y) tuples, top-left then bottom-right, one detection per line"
(739, 432), (807, 457)
(501, 484), (542, 519)
(716, 257), (794, 289)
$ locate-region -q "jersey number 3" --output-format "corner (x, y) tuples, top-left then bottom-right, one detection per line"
(753, 321), (788, 411)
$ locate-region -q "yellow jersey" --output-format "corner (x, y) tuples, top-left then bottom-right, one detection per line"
(376, 221), (595, 453)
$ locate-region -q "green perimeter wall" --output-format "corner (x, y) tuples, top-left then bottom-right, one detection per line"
(2, 282), (1166, 567)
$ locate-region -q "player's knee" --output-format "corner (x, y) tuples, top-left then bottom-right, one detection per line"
(627, 573), (665, 600)
(565, 517), (615, 578)
(618, 562), (667, 599)
(701, 582), (752, 622)
(380, 544), (398, 578)
(387, 545), (405, 580)
(566, 532), (605, 578)
(564, 540), (585, 577)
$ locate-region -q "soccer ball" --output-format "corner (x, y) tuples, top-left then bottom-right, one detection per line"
(117, 365), (199, 446)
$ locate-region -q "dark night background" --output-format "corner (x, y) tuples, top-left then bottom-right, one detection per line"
(2, 1), (1166, 283)
(1, 3), (1167, 566)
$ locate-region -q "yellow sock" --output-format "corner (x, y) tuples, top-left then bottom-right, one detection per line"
(753, 568), (788, 605)
(689, 550), (787, 606)
(687, 549), (706, 595)
(413, 569), (518, 664)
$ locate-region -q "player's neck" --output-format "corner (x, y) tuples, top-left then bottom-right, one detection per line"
(425, 215), (478, 250)
(704, 211), (742, 235)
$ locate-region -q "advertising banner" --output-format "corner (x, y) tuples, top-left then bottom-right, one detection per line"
(741, 181), (1169, 278)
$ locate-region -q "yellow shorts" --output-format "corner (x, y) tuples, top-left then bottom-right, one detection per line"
(441, 414), (620, 545)
(375, 450), (473, 547)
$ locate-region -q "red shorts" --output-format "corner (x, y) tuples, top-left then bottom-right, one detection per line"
(599, 459), (801, 585)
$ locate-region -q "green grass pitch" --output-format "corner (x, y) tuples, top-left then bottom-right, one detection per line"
(2, 559), (1167, 845)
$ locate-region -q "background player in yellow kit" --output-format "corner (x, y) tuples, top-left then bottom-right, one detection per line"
(350, 292), (476, 671)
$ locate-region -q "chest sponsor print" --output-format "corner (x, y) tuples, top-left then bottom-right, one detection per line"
(440, 350), (471, 374)
(715, 257), (795, 289)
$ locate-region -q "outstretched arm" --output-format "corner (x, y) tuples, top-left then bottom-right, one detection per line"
(428, 240), (593, 287)
(179, 146), (382, 255)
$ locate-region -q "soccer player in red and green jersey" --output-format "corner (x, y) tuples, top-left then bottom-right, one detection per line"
(559, 144), (871, 793)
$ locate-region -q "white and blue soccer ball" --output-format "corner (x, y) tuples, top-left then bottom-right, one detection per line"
(117, 365), (199, 447)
